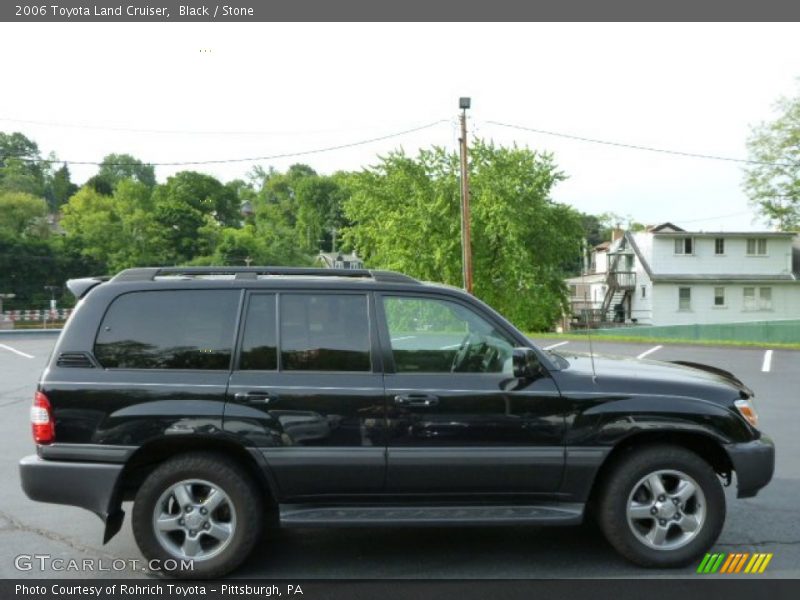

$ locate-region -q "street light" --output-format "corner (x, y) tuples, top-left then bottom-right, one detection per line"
(458, 97), (473, 294)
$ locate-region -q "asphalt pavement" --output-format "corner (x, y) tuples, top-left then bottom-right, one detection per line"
(0, 333), (797, 579)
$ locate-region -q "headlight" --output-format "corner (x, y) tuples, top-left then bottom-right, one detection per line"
(735, 398), (759, 429)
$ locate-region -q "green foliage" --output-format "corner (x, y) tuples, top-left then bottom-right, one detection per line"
(342, 139), (584, 330)
(744, 85), (800, 230)
(0, 191), (49, 239)
(97, 153), (157, 189)
(45, 163), (78, 210)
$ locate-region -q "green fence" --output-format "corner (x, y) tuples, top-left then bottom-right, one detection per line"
(593, 319), (800, 344)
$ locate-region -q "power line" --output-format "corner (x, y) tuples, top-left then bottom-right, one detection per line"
(0, 116), (429, 137)
(5, 120), (448, 167)
(484, 120), (799, 168)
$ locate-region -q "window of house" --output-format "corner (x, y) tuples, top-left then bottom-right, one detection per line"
(94, 290), (239, 369)
(674, 238), (693, 255)
(280, 294), (370, 371)
(239, 294), (277, 370)
(382, 296), (515, 374)
(569, 285), (577, 298)
(743, 287), (771, 311)
(678, 287), (691, 311)
(714, 238), (725, 255)
(746, 238), (767, 256)
(759, 287), (772, 310)
(641, 285), (646, 299)
(714, 287), (725, 307)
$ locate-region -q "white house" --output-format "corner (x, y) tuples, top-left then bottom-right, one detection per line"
(568, 223), (800, 327)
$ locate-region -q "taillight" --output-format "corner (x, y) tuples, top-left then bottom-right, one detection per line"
(31, 391), (55, 445)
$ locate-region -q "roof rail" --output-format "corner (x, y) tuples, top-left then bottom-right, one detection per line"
(110, 266), (419, 284)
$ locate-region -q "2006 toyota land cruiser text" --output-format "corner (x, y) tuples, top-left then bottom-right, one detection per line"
(19, 267), (774, 578)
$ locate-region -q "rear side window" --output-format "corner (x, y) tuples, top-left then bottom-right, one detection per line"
(94, 290), (239, 369)
(239, 294), (278, 370)
(280, 293), (370, 371)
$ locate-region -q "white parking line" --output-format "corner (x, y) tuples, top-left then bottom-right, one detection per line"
(391, 336), (416, 342)
(761, 350), (773, 373)
(636, 345), (663, 360)
(543, 341), (569, 350)
(0, 343), (35, 359)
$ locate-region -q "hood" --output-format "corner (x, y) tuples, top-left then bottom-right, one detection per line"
(551, 351), (751, 403)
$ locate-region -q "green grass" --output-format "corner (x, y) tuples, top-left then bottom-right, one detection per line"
(527, 331), (800, 350)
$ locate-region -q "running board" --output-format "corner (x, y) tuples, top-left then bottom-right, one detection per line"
(279, 503), (584, 527)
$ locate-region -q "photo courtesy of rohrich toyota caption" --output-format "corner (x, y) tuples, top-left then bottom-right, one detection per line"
(1, 2), (799, 599)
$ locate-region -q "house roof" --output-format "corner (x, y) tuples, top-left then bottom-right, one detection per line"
(649, 222), (685, 233)
(650, 274), (797, 283)
(652, 231), (795, 238)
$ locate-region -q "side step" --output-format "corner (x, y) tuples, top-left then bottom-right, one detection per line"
(279, 503), (584, 527)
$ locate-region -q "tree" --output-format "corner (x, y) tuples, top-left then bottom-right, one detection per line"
(342, 139), (584, 330)
(0, 191), (49, 239)
(96, 153), (157, 189)
(0, 133), (46, 196)
(45, 163), (78, 210)
(744, 86), (800, 229)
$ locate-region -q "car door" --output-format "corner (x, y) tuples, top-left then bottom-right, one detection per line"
(377, 292), (565, 495)
(223, 289), (386, 500)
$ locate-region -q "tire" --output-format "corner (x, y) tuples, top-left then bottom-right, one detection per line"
(132, 452), (264, 579)
(596, 444), (725, 568)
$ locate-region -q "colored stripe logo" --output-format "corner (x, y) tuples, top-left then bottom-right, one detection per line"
(697, 552), (773, 574)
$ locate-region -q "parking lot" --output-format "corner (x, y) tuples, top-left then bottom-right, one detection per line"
(0, 333), (797, 579)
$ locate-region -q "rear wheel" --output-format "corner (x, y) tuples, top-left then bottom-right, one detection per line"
(597, 444), (725, 567)
(132, 452), (264, 578)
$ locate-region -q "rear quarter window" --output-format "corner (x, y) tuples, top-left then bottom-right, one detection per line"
(94, 290), (240, 369)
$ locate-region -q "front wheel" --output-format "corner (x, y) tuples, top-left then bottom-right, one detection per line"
(132, 452), (264, 578)
(597, 444), (726, 567)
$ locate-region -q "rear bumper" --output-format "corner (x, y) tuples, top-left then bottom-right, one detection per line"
(725, 435), (775, 498)
(19, 454), (124, 541)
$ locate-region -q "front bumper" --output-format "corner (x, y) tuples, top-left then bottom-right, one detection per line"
(725, 435), (775, 498)
(19, 454), (124, 542)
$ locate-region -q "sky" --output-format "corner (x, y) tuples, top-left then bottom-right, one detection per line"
(1, 22), (799, 232)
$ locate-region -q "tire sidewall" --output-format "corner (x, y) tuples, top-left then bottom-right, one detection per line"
(599, 446), (726, 568)
(132, 454), (263, 578)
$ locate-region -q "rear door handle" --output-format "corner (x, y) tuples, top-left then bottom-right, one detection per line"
(234, 391), (276, 405)
(394, 393), (439, 407)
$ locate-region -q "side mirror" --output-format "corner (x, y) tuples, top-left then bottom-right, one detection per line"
(512, 347), (541, 379)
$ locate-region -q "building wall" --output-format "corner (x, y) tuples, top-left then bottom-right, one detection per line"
(650, 236), (793, 276)
(629, 264), (654, 325)
(650, 282), (800, 326)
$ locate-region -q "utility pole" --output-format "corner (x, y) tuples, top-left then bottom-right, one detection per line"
(458, 97), (473, 294)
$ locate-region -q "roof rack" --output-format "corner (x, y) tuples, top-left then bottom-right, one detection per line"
(111, 266), (419, 284)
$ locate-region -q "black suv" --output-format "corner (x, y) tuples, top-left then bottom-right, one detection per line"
(20, 267), (774, 577)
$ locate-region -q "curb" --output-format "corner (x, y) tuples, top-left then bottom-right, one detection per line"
(0, 329), (62, 336)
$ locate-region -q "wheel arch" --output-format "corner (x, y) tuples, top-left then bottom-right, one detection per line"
(585, 430), (733, 509)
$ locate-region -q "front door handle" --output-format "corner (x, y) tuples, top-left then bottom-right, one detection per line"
(234, 391), (276, 405)
(394, 393), (439, 407)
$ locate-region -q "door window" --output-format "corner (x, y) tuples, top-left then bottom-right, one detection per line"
(382, 296), (515, 374)
(94, 290), (239, 369)
(239, 294), (278, 370)
(280, 294), (371, 371)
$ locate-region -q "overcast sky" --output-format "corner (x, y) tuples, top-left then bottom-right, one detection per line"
(2, 22), (799, 231)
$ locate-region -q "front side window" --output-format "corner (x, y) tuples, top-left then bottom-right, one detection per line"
(678, 287), (691, 311)
(382, 296), (515, 374)
(746, 238), (767, 255)
(743, 287), (756, 310)
(674, 238), (693, 255)
(714, 287), (725, 306)
(714, 238), (725, 255)
(94, 290), (239, 369)
(280, 293), (370, 371)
